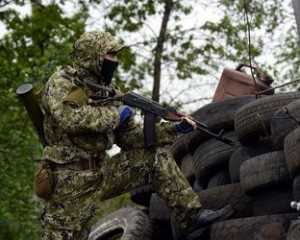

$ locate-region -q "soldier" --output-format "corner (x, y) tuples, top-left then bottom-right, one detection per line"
(36, 31), (230, 240)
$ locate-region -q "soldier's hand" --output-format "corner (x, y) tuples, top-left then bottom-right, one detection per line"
(175, 117), (197, 133)
(182, 117), (197, 129)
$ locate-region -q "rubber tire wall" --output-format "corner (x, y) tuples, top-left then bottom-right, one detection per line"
(293, 174), (300, 201)
(193, 131), (237, 186)
(251, 187), (294, 216)
(149, 194), (173, 240)
(197, 183), (252, 218)
(207, 169), (230, 189)
(287, 220), (300, 240)
(210, 214), (297, 240)
(240, 151), (290, 194)
(284, 127), (300, 177)
(192, 96), (257, 131)
(271, 99), (300, 149)
(188, 96), (257, 153)
(229, 142), (273, 183)
(235, 92), (300, 143)
(180, 154), (195, 184)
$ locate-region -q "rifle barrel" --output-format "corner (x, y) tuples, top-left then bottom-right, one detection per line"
(195, 124), (235, 146)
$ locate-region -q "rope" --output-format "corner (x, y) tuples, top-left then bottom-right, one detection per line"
(257, 78), (300, 95)
(243, 0), (258, 98)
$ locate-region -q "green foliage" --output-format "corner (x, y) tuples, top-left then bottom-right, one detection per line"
(0, 2), (87, 239)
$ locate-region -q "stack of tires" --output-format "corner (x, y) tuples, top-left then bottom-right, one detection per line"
(185, 92), (300, 239)
(89, 93), (300, 240)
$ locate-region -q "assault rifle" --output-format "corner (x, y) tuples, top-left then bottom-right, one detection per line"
(122, 92), (234, 146)
(88, 88), (236, 147)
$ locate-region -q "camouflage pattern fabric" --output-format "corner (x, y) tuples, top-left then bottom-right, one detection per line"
(41, 148), (201, 240)
(72, 31), (123, 79)
(39, 31), (202, 239)
(115, 118), (178, 150)
(42, 67), (119, 155)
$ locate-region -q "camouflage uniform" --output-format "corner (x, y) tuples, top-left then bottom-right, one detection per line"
(39, 31), (202, 240)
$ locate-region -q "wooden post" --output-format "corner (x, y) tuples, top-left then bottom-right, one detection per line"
(293, 0), (300, 41)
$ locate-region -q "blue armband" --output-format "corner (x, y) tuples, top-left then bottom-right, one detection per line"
(119, 105), (134, 126)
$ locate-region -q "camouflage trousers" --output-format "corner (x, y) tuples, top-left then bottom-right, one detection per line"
(41, 147), (202, 240)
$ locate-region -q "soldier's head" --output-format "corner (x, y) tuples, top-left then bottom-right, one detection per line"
(72, 31), (123, 85)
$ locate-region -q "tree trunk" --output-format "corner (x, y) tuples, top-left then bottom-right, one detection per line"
(293, 0), (300, 43)
(152, 0), (174, 102)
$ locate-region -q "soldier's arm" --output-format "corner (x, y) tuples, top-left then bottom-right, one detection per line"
(44, 73), (119, 134)
(156, 121), (178, 145)
(115, 119), (144, 150)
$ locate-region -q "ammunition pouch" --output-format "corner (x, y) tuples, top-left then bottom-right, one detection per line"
(34, 161), (55, 200)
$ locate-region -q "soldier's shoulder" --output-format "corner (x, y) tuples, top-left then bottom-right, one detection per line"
(47, 66), (75, 90)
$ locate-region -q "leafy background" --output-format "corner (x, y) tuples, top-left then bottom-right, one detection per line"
(0, 0), (299, 239)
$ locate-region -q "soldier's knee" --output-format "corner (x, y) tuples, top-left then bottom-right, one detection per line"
(154, 147), (174, 169)
(42, 229), (71, 240)
(42, 228), (88, 240)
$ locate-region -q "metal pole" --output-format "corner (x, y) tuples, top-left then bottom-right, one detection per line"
(293, 0), (300, 40)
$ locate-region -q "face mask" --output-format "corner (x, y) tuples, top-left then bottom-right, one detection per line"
(101, 57), (119, 85)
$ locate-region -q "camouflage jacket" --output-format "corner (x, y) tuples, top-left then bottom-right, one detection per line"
(41, 66), (177, 164)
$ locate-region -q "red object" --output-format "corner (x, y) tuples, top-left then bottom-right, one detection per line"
(213, 64), (274, 102)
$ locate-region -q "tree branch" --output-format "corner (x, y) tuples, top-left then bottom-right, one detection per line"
(143, 21), (158, 38)
(0, 0), (13, 8)
(181, 96), (212, 105)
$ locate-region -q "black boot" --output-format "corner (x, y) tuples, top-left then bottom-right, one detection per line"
(196, 204), (234, 226)
(185, 205), (234, 240)
(171, 205), (234, 240)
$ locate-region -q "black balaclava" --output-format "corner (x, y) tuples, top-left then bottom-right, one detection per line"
(100, 56), (119, 86)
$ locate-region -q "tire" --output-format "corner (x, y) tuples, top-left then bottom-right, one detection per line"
(88, 207), (152, 240)
(240, 151), (290, 194)
(148, 194), (173, 240)
(192, 96), (257, 131)
(207, 169), (230, 189)
(293, 174), (300, 201)
(252, 187), (294, 216)
(180, 154), (195, 184)
(170, 134), (190, 163)
(235, 92), (300, 143)
(229, 142), (273, 183)
(193, 180), (204, 192)
(287, 220), (300, 240)
(210, 214), (297, 240)
(149, 194), (170, 222)
(271, 99), (300, 149)
(187, 96), (257, 153)
(186, 130), (211, 154)
(193, 132), (237, 185)
(130, 184), (152, 207)
(198, 183), (252, 218)
(284, 128), (300, 177)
